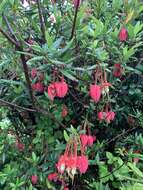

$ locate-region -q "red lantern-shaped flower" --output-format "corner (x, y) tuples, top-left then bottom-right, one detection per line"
(56, 155), (67, 174)
(80, 134), (96, 147)
(32, 82), (44, 93)
(106, 111), (115, 123)
(119, 27), (128, 42)
(47, 83), (57, 100)
(88, 135), (96, 146)
(98, 112), (104, 121)
(80, 134), (89, 147)
(66, 155), (77, 174)
(90, 84), (101, 103)
(48, 80), (68, 100)
(77, 155), (89, 174)
(54, 81), (68, 98)
(36, 82), (44, 92)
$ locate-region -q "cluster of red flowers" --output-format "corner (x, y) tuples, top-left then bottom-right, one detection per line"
(46, 133), (95, 189)
(98, 111), (115, 123)
(55, 133), (96, 180)
(31, 69), (68, 100)
(89, 66), (115, 123)
(48, 79), (68, 100)
(80, 134), (96, 148)
(57, 153), (89, 175)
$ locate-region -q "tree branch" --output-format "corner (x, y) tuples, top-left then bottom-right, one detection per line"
(36, 0), (46, 43)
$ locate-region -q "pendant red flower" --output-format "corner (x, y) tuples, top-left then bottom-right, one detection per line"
(106, 111), (115, 123)
(54, 81), (68, 98)
(48, 80), (68, 100)
(80, 134), (89, 147)
(77, 155), (89, 174)
(47, 83), (57, 100)
(98, 111), (115, 123)
(98, 112), (104, 121)
(88, 135), (96, 146)
(89, 84), (101, 102)
(66, 155), (77, 170)
(80, 134), (96, 147)
(32, 82), (44, 93)
(56, 155), (67, 174)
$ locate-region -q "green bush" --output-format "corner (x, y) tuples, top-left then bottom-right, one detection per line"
(0, 0), (143, 189)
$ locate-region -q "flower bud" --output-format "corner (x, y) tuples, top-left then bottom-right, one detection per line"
(119, 27), (128, 42)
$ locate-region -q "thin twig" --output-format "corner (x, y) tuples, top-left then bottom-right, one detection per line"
(19, 46), (36, 107)
(69, 90), (86, 107)
(36, 0), (46, 43)
(0, 99), (36, 112)
(0, 98), (66, 128)
(98, 161), (126, 180)
(0, 26), (20, 47)
(70, 0), (80, 40)
(2, 14), (19, 42)
(105, 126), (137, 145)
(37, 107), (66, 128)
(0, 16), (35, 107)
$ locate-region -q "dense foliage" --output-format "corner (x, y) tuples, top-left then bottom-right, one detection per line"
(0, 0), (143, 189)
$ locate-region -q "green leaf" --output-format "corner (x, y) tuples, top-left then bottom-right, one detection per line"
(134, 22), (143, 36)
(64, 130), (69, 142)
(45, 30), (54, 47)
(0, 79), (22, 85)
(123, 47), (135, 62)
(61, 70), (78, 82)
(32, 152), (37, 162)
(0, 0), (9, 12)
(27, 56), (44, 65)
(128, 162), (143, 178)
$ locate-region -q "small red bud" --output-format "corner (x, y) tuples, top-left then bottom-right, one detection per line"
(31, 175), (38, 185)
(119, 27), (128, 42)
